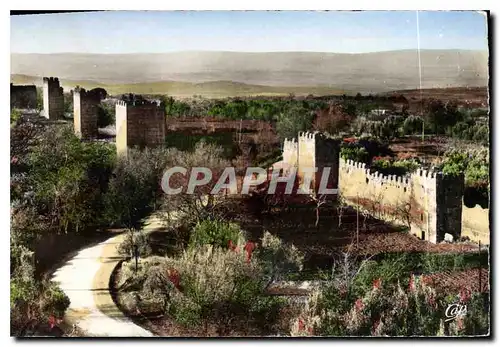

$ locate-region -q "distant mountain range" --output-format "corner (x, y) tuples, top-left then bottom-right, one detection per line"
(11, 50), (488, 95)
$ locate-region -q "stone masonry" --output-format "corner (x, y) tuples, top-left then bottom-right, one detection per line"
(281, 131), (466, 244)
(43, 77), (64, 120)
(115, 98), (166, 157)
(11, 84), (37, 109)
(282, 132), (339, 194)
(73, 87), (101, 139)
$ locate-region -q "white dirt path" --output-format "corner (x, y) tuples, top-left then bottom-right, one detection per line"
(51, 215), (165, 337)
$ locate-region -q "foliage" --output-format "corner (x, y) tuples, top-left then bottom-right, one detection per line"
(424, 99), (462, 135)
(23, 124), (115, 232)
(257, 231), (304, 282)
(189, 219), (245, 250)
(97, 102), (115, 128)
(297, 271), (488, 336)
(104, 146), (174, 229)
(402, 115), (424, 135)
(160, 142), (234, 227)
(371, 157), (420, 176)
(63, 93), (73, 117)
(340, 145), (369, 163)
(117, 230), (153, 258)
(36, 87), (43, 112)
(275, 105), (314, 141)
(314, 103), (353, 134)
(351, 116), (404, 140)
(10, 244), (70, 336)
(11, 108), (22, 125)
(164, 132), (236, 159)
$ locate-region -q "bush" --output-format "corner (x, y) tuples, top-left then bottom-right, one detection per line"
(297, 274), (488, 336)
(105, 146), (175, 229)
(402, 115), (424, 135)
(257, 231), (304, 282)
(189, 219), (245, 250)
(97, 103), (115, 128)
(371, 158), (420, 176)
(10, 245), (70, 336)
(165, 245), (274, 331)
(11, 108), (22, 125)
(116, 230), (303, 335)
(117, 231), (152, 258)
(340, 146), (369, 163)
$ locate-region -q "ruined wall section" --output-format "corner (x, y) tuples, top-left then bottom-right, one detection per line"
(339, 159), (464, 243)
(282, 138), (298, 168)
(462, 204), (490, 244)
(115, 101), (128, 156)
(73, 87), (100, 139)
(339, 158), (410, 226)
(297, 132), (316, 191)
(11, 84), (37, 109)
(42, 77), (64, 120)
(115, 100), (166, 157)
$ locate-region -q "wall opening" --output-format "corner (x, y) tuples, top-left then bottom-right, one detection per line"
(422, 231), (426, 240)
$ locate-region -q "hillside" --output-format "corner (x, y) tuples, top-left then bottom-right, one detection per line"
(11, 50), (488, 94)
(10, 75), (345, 98)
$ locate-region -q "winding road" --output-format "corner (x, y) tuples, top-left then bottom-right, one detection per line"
(50, 215), (165, 337)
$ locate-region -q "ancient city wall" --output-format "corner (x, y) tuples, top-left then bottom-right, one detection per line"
(462, 204), (490, 244)
(43, 77), (64, 120)
(115, 100), (166, 156)
(11, 84), (37, 109)
(165, 118), (274, 133)
(73, 87), (100, 139)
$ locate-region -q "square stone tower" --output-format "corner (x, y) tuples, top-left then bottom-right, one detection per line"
(42, 77), (64, 120)
(73, 87), (102, 139)
(297, 131), (340, 194)
(115, 98), (166, 157)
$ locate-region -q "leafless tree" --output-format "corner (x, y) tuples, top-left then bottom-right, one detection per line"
(308, 192), (328, 227)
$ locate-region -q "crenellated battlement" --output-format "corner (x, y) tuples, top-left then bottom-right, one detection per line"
(43, 77), (60, 84)
(340, 158), (410, 189)
(337, 153), (463, 243)
(116, 100), (127, 107)
(115, 96), (166, 157)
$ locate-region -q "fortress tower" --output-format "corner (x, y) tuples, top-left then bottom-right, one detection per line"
(115, 98), (166, 157)
(73, 87), (101, 139)
(281, 131), (340, 194)
(42, 77), (64, 120)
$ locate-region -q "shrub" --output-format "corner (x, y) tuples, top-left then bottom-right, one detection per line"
(10, 245), (70, 336)
(189, 219), (245, 250)
(340, 146), (369, 163)
(298, 274), (488, 336)
(11, 108), (22, 125)
(105, 146), (175, 229)
(97, 103), (115, 128)
(165, 245), (273, 330)
(257, 231), (304, 282)
(117, 231), (152, 258)
(371, 158), (420, 176)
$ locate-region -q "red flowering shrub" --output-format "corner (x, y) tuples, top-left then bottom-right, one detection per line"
(167, 268), (182, 291)
(244, 241), (256, 263)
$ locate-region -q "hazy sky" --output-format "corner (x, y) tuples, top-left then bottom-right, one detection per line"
(11, 11), (488, 54)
